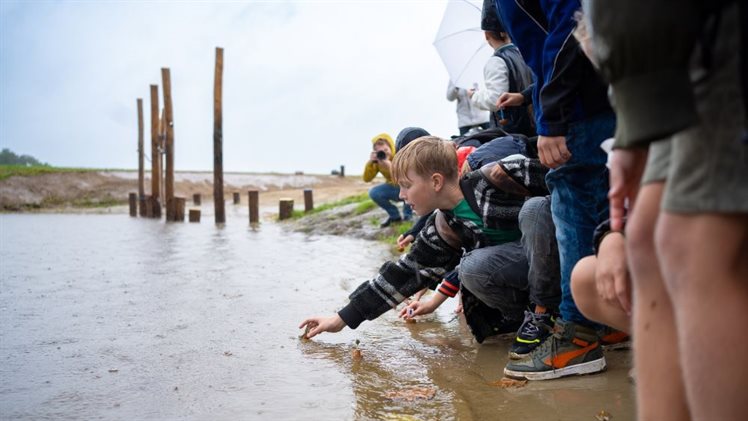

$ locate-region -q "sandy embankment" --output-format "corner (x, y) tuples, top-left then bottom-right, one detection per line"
(0, 170), (370, 212)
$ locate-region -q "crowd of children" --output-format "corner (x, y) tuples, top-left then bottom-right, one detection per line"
(301, 0), (747, 418)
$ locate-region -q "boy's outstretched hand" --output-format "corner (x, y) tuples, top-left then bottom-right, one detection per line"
(299, 314), (346, 339)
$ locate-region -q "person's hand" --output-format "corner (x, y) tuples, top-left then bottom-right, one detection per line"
(370, 151), (378, 163)
(399, 299), (437, 319)
(298, 314), (346, 339)
(396, 234), (414, 251)
(496, 92), (523, 109)
(537, 135), (571, 168)
(594, 231), (631, 315)
(468, 88), (476, 99)
(608, 148), (648, 231)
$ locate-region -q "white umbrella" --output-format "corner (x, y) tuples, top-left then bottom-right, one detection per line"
(433, 0), (492, 90)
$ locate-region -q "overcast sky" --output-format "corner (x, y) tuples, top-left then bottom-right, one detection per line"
(0, 0), (472, 175)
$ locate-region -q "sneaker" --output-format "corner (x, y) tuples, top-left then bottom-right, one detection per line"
(503, 319), (606, 381)
(379, 217), (402, 228)
(508, 311), (554, 360)
(598, 326), (631, 351)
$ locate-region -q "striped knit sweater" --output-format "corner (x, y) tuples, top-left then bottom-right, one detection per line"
(337, 157), (549, 329)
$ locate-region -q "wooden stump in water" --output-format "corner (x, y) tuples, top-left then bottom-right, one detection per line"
(167, 197), (186, 222)
(128, 193), (137, 217)
(144, 195), (161, 218)
(279, 198), (294, 220)
(304, 189), (314, 212)
(233, 192), (240, 204)
(138, 195), (147, 217)
(193, 193), (201, 206)
(189, 209), (201, 223)
(248, 190), (259, 224)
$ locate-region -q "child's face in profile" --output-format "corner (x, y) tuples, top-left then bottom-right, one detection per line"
(398, 170), (437, 216)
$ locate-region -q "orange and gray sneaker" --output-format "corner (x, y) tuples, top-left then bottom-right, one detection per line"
(503, 318), (606, 381)
(598, 326), (631, 350)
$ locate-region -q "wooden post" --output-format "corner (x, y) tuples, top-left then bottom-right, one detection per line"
(162, 68), (176, 221)
(340, 165), (345, 177)
(167, 197), (185, 222)
(129, 193), (137, 217)
(248, 190), (259, 224)
(176, 197), (185, 221)
(147, 195), (160, 218)
(304, 189), (314, 212)
(193, 193), (201, 205)
(189, 209), (201, 223)
(213, 47), (226, 224)
(279, 198), (294, 220)
(159, 108), (166, 206)
(136, 98), (145, 216)
(149, 85), (161, 218)
(233, 192), (240, 204)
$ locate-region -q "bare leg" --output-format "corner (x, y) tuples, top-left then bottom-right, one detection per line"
(627, 183), (690, 420)
(657, 212), (748, 420)
(571, 255), (629, 332)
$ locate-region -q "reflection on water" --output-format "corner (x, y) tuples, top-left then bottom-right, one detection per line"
(0, 214), (634, 420)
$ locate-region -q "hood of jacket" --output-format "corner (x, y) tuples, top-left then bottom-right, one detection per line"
(371, 133), (396, 155)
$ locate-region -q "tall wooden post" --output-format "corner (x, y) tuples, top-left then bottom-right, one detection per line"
(213, 47), (226, 224)
(159, 108), (166, 206)
(136, 98), (145, 216)
(149, 85), (161, 218)
(162, 68), (176, 221)
(248, 190), (259, 224)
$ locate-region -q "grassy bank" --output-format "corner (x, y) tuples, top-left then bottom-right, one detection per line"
(288, 193), (414, 253)
(0, 165), (100, 181)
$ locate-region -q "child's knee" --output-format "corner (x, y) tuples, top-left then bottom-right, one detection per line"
(571, 256), (597, 317)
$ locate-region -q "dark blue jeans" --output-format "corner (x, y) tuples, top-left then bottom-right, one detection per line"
(545, 113), (615, 326)
(368, 183), (412, 220)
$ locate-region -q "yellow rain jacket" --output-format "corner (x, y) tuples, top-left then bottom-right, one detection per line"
(362, 133), (396, 184)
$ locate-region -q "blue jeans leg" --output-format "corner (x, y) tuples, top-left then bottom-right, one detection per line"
(368, 183), (402, 220)
(545, 113), (615, 326)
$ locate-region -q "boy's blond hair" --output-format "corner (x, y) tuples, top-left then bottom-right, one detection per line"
(391, 136), (458, 183)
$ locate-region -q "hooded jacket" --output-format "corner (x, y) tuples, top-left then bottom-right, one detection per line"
(362, 133), (396, 184)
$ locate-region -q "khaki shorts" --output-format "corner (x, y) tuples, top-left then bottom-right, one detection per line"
(643, 4), (748, 213)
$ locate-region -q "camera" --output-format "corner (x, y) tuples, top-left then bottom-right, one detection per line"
(376, 150), (387, 160)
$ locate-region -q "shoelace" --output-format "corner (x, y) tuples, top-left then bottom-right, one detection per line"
(519, 312), (541, 337)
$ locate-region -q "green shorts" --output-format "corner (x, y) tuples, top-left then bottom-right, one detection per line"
(643, 4), (748, 213)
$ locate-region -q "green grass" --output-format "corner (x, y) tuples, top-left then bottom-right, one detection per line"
(0, 165), (99, 181)
(290, 193), (371, 219)
(376, 220), (415, 247)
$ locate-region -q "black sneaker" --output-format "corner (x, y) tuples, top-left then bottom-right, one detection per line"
(508, 310), (554, 360)
(380, 217), (402, 228)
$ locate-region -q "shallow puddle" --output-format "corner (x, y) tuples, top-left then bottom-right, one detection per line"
(0, 212), (634, 420)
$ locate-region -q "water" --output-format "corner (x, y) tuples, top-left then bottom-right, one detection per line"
(0, 213), (634, 420)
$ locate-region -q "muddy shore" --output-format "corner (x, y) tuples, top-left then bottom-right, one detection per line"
(0, 170), (371, 212)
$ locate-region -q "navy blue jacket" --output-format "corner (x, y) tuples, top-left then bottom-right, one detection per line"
(493, 0), (613, 136)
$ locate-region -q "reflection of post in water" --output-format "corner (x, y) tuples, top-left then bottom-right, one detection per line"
(213, 47), (226, 224)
